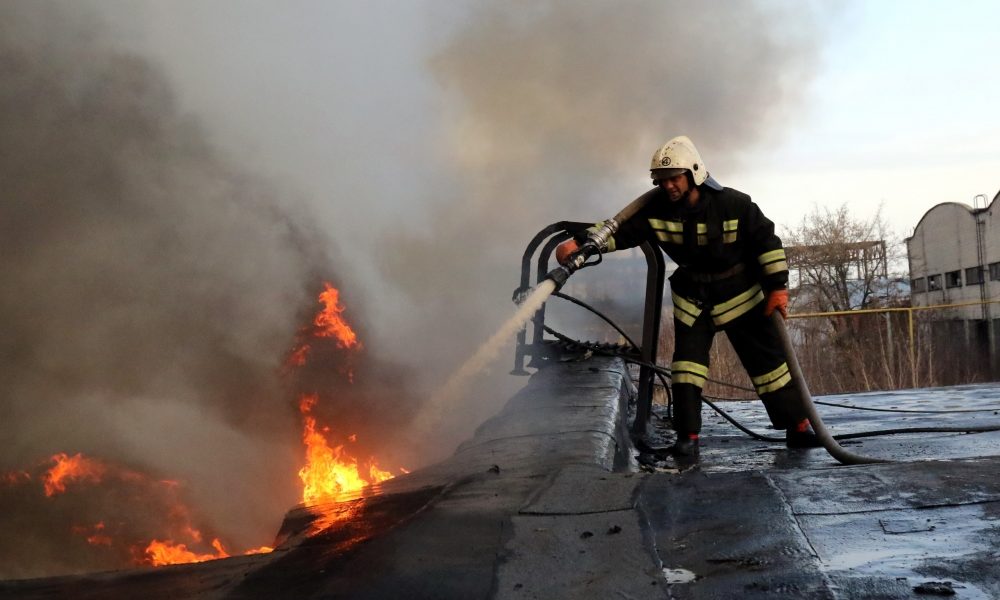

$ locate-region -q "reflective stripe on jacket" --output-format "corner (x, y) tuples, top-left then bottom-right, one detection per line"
(595, 185), (788, 319)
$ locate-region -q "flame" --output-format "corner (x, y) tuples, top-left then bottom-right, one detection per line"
(314, 283), (359, 349)
(287, 343), (311, 367)
(71, 522), (113, 546)
(368, 463), (394, 483)
(298, 395), (370, 504)
(286, 282), (359, 367)
(291, 284), (404, 506)
(2, 450), (278, 567)
(1, 470), (31, 486)
(44, 453), (106, 497)
(144, 538), (230, 566)
(16, 280), (402, 572)
(140, 535), (273, 566)
(296, 398), (399, 504)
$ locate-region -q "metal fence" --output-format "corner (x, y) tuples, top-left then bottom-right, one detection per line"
(785, 299), (1000, 393)
(653, 298), (1000, 399)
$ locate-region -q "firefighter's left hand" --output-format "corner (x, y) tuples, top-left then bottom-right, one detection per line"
(764, 289), (788, 318)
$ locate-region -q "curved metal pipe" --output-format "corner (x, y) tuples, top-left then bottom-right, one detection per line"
(771, 313), (892, 465)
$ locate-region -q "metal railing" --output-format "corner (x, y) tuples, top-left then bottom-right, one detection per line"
(512, 222), (665, 435)
(788, 297), (1000, 387)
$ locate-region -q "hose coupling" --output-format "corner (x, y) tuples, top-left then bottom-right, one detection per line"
(586, 218), (620, 251)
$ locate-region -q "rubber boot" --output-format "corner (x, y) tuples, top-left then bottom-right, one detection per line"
(760, 387), (798, 430)
(670, 433), (700, 457)
(670, 384), (703, 434)
(786, 419), (822, 448)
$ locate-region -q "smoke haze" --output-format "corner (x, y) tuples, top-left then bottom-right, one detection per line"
(0, 1), (349, 577)
(385, 0), (830, 435)
(0, 0), (831, 578)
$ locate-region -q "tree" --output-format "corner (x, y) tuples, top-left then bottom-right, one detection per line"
(782, 204), (902, 313)
(779, 204), (912, 393)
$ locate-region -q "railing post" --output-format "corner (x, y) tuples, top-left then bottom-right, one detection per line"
(633, 241), (665, 436)
(512, 222), (589, 375)
(908, 308), (916, 388)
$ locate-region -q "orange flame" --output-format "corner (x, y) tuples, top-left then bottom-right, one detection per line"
(314, 283), (359, 349)
(71, 522), (113, 546)
(140, 536), (273, 567)
(296, 394), (398, 505)
(15, 451), (278, 567)
(1, 470), (31, 486)
(368, 463), (394, 483)
(298, 395), (370, 504)
(286, 282), (360, 367)
(291, 284), (405, 506)
(287, 343), (311, 367)
(44, 453), (106, 497)
(144, 538), (230, 566)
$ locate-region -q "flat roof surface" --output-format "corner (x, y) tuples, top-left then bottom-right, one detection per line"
(2, 359), (999, 599)
(641, 382), (1000, 598)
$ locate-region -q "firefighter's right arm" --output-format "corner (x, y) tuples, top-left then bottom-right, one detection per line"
(556, 215), (647, 265)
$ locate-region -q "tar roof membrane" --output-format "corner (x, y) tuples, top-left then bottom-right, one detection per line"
(2, 357), (999, 599)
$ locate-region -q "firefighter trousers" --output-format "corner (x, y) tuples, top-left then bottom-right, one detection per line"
(669, 302), (806, 435)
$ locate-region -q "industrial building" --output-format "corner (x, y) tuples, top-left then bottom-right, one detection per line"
(906, 190), (999, 374)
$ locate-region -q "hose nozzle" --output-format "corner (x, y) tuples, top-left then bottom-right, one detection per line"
(543, 218), (621, 291)
(563, 219), (620, 272)
(543, 265), (572, 292)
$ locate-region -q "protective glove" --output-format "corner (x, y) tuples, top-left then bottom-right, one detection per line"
(555, 239), (579, 266)
(763, 288), (788, 318)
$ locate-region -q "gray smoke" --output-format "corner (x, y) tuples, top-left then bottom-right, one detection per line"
(385, 1), (833, 439)
(0, 2), (342, 576)
(0, 0), (834, 578)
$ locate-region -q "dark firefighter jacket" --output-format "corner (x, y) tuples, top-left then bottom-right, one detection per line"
(592, 185), (789, 328)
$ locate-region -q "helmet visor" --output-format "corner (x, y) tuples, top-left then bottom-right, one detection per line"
(651, 167), (687, 181)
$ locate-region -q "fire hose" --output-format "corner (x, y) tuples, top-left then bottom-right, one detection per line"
(769, 312), (890, 465)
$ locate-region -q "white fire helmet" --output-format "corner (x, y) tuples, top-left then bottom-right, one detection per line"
(650, 135), (708, 186)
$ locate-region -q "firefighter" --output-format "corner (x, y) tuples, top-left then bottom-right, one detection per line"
(557, 135), (820, 456)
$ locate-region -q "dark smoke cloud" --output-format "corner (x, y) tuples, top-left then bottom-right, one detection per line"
(0, 1), (359, 576)
(387, 1), (832, 438)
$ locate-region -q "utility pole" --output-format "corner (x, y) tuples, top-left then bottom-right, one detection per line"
(973, 194), (996, 377)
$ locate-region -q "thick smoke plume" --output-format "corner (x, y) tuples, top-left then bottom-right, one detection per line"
(0, 2), (420, 578)
(0, 0), (832, 579)
(390, 1), (830, 440)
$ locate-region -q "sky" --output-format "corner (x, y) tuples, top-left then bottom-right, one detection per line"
(734, 0), (1000, 236)
(90, 1), (1000, 246)
(3, 0), (1000, 576)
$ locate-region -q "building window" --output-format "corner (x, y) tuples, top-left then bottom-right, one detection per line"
(945, 270), (962, 288)
(928, 274), (942, 291)
(911, 277), (926, 293)
(991, 262), (1000, 281)
(966, 266), (984, 285)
